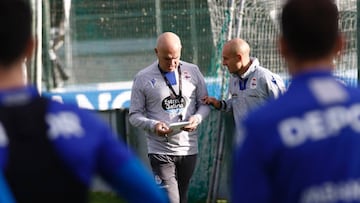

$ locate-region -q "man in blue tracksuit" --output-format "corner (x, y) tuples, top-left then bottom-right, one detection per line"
(0, 1), (168, 203)
(232, 0), (360, 202)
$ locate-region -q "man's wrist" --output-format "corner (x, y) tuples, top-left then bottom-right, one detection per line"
(216, 100), (226, 110)
(216, 100), (222, 110)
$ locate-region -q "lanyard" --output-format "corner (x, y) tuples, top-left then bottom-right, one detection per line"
(158, 65), (182, 98)
(239, 78), (248, 90)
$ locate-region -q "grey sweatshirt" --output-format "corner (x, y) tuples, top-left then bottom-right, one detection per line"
(129, 60), (210, 155)
(220, 57), (286, 127)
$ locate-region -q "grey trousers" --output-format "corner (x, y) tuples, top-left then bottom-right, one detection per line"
(148, 154), (197, 203)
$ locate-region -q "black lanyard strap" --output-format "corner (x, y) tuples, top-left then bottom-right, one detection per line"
(158, 65), (182, 98)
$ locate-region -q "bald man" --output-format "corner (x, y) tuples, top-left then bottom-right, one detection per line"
(203, 38), (286, 128)
(129, 32), (210, 203)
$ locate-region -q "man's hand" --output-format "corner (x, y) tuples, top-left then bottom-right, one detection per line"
(202, 96), (221, 109)
(154, 122), (173, 136)
(182, 116), (199, 132)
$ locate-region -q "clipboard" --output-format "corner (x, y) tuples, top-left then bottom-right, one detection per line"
(169, 121), (191, 131)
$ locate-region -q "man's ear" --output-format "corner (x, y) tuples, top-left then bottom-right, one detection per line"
(24, 37), (35, 60)
(154, 48), (158, 54)
(334, 33), (345, 56)
(279, 36), (289, 59)
(236, 54), (242, 61)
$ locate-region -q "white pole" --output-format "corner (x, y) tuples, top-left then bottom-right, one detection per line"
(63, 0), (73, 83)
(190, 0), (198, 64)
(208, 1), (237, 202)
(155, 0), (162, 35)
(227, 0), (236, 40)
(209, 1), (237, 202)
(235, 0), (246, 38)
(36, 0), (43, 93)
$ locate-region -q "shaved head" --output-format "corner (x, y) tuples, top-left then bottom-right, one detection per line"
(224, 38), (250, 57)
(222, 38), (251, 75)
(155, 32), (182, 72)
(156, 32), (182, 51)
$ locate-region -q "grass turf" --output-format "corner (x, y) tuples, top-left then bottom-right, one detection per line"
(89, 191), (125, 203)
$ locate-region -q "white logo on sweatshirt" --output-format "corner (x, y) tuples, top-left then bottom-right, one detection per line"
(278, 103), (360, 147)
(46, 112), (84, 139)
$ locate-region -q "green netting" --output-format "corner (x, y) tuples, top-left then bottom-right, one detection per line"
(43, 0), (358, 87)
(44, 0), (214, 86)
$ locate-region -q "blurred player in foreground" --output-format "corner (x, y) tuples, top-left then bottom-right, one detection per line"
(0, 0), (168, 203)
(231, 0), (360, 202)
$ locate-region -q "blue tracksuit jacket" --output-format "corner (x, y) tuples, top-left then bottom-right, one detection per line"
(232, 70), (360, 203)
(0, 86), (168, 203)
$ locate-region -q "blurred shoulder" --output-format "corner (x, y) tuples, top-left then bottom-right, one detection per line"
(46, 99), (109, 129)
(244, 94), (285, 128)
(346, 85), (360, 100)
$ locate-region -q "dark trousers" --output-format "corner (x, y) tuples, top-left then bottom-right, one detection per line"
(148, 154), (197, 203)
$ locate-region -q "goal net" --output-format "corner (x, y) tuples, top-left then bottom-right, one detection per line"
(208, 0), (357, 87)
